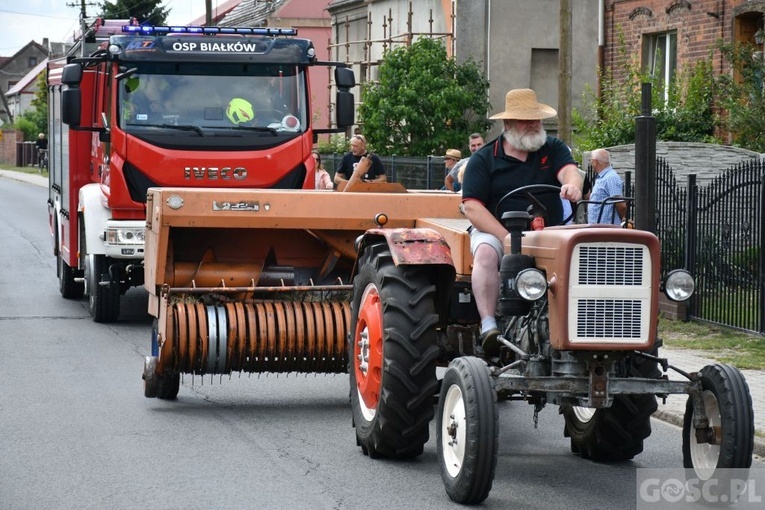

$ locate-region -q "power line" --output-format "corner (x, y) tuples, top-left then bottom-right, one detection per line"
(0, 9), (77, 21)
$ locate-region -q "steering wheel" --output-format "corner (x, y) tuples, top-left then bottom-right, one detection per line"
(495, 184), (573, 227)
(256, 109), (286, 124)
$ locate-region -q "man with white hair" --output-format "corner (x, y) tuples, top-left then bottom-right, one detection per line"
(461, 88), (582, 354)
(587, 148), (626, 225)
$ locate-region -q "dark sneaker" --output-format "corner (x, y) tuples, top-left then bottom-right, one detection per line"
(480, 327), (501, 356)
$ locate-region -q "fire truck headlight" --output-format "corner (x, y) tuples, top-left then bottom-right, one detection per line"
(105, 227), (145, 246)
(516, 269), (547, 301)
(663, 269), (695, 302)
(108, 44), (122, 56)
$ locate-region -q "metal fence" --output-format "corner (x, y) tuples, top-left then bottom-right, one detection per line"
(323, 153), (448, 190)
(626, 157), (764, 334)
(323, 153), (765, 334)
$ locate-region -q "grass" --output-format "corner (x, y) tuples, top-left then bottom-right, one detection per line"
(2, 165), (48, 178)
(659, 317), (765, 370)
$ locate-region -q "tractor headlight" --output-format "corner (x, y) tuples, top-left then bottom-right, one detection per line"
(663, 269), (695, 302)
(104, 227), (145, 245)
(516, 268), (547, 301)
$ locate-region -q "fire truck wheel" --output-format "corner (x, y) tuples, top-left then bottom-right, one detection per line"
(85, 253), (120, 323)
(437, 356), (498, 505)
(562, 352), (660, 461)
(682, 364), (753, 486)
(58, 254), (84, 299)
(349, 242), (439, 460)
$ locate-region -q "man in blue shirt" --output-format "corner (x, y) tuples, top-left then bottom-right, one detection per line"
(587, 148), (626, 225)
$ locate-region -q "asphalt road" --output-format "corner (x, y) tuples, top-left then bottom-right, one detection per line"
(1, 176), (762, 509)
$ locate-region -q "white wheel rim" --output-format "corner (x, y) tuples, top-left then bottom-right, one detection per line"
(85, 254), (95, 298)
(690, 390), (722, 480)
(441, 384), (467, 478)
(572, 406), (596, 423)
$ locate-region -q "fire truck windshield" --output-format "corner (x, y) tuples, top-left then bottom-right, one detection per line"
(118, 63), (307, 138)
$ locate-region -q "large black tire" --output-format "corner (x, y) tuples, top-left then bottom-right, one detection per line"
(349, 243), (440, 459)
(682, 364), (753, 486)
(437, 356), (498, 504)
(85, 252), (120, 323)
(58, 254), (84, 299)
(562, 350), (660, 461)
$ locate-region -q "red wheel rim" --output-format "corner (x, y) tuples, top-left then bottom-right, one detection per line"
(354, 283), (384, 417)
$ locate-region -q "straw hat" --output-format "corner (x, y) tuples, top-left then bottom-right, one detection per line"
(489, 89), (557, 120)
(444, 149), (462, 160)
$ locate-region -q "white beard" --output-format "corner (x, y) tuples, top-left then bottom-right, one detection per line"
(503, 123), (547, 152)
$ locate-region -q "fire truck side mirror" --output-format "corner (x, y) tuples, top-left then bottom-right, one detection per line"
(335, 67), (356, 129)
(62, 89), (81, 127)
(61, 64), (83, 127)
(61, 64), (82, 85)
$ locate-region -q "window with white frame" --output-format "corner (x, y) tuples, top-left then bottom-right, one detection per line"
(642, 31), (677, 102)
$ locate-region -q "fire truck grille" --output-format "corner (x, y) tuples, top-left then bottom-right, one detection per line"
(569, 243), (652, 343)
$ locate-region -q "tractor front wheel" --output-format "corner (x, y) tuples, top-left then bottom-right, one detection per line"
(682, 364), (753, 481)
(437, 356), (498, 504)
(349, 243), (439, 459)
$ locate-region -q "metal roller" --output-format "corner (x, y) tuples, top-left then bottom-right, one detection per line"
(166, 300), (350, 375)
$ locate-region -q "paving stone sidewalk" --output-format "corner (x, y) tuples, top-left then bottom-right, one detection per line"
(3, 168), (762, 459)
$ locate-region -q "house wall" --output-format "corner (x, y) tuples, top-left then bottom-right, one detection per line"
(0, 43), (47, 124)
(330, 0), (600, 140)
(603, 0), (765, 89)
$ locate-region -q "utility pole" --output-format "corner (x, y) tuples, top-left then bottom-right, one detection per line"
(206, 0), (213, 26)
(558, 0), (572, 146)
(66, 0), (98, 57)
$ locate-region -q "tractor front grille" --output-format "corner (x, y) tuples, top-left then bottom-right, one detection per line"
(569, 243), (652, 343)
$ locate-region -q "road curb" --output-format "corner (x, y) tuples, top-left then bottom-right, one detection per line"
(0, 169), (48, 187)
(653, 409), (765, 459)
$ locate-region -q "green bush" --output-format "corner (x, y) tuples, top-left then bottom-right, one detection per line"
(573, 39), (719, 152)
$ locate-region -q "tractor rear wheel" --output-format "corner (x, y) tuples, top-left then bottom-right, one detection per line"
(349, 242), (439, 459)
(562, 351), (660, 461)
(437, 356), (498, 504)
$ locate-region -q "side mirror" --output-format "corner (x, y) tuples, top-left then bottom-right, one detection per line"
(61, 63), (83, 86)
(335, 67), (355, 89)
(336, 90), (354, 128)
(334, 67), (356, 129)
(61, 88), (81, 126)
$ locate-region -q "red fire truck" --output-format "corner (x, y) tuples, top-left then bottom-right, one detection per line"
(47, 19), (355, 322)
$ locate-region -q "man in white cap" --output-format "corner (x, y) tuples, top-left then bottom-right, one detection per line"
(461, 88), (582, 354)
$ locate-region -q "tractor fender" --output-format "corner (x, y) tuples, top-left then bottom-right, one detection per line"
(354, 228), (457, 321)
(78, 183), (110, 256)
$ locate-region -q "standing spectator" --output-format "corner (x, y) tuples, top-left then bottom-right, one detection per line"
(442, 149), (462, 192)
(451, 133), (486, 192)
(461, 88), (582, 354)
(333, 134), (387, 186)
(312, 150), (333, 190)
(587, 148), (626, 225)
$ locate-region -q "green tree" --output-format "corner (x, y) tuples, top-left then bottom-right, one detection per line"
(100, 0), (168, 25)
(14, 71), (48, 140)
(359, 37), (491, 157)
(715, 40), (765, 152)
